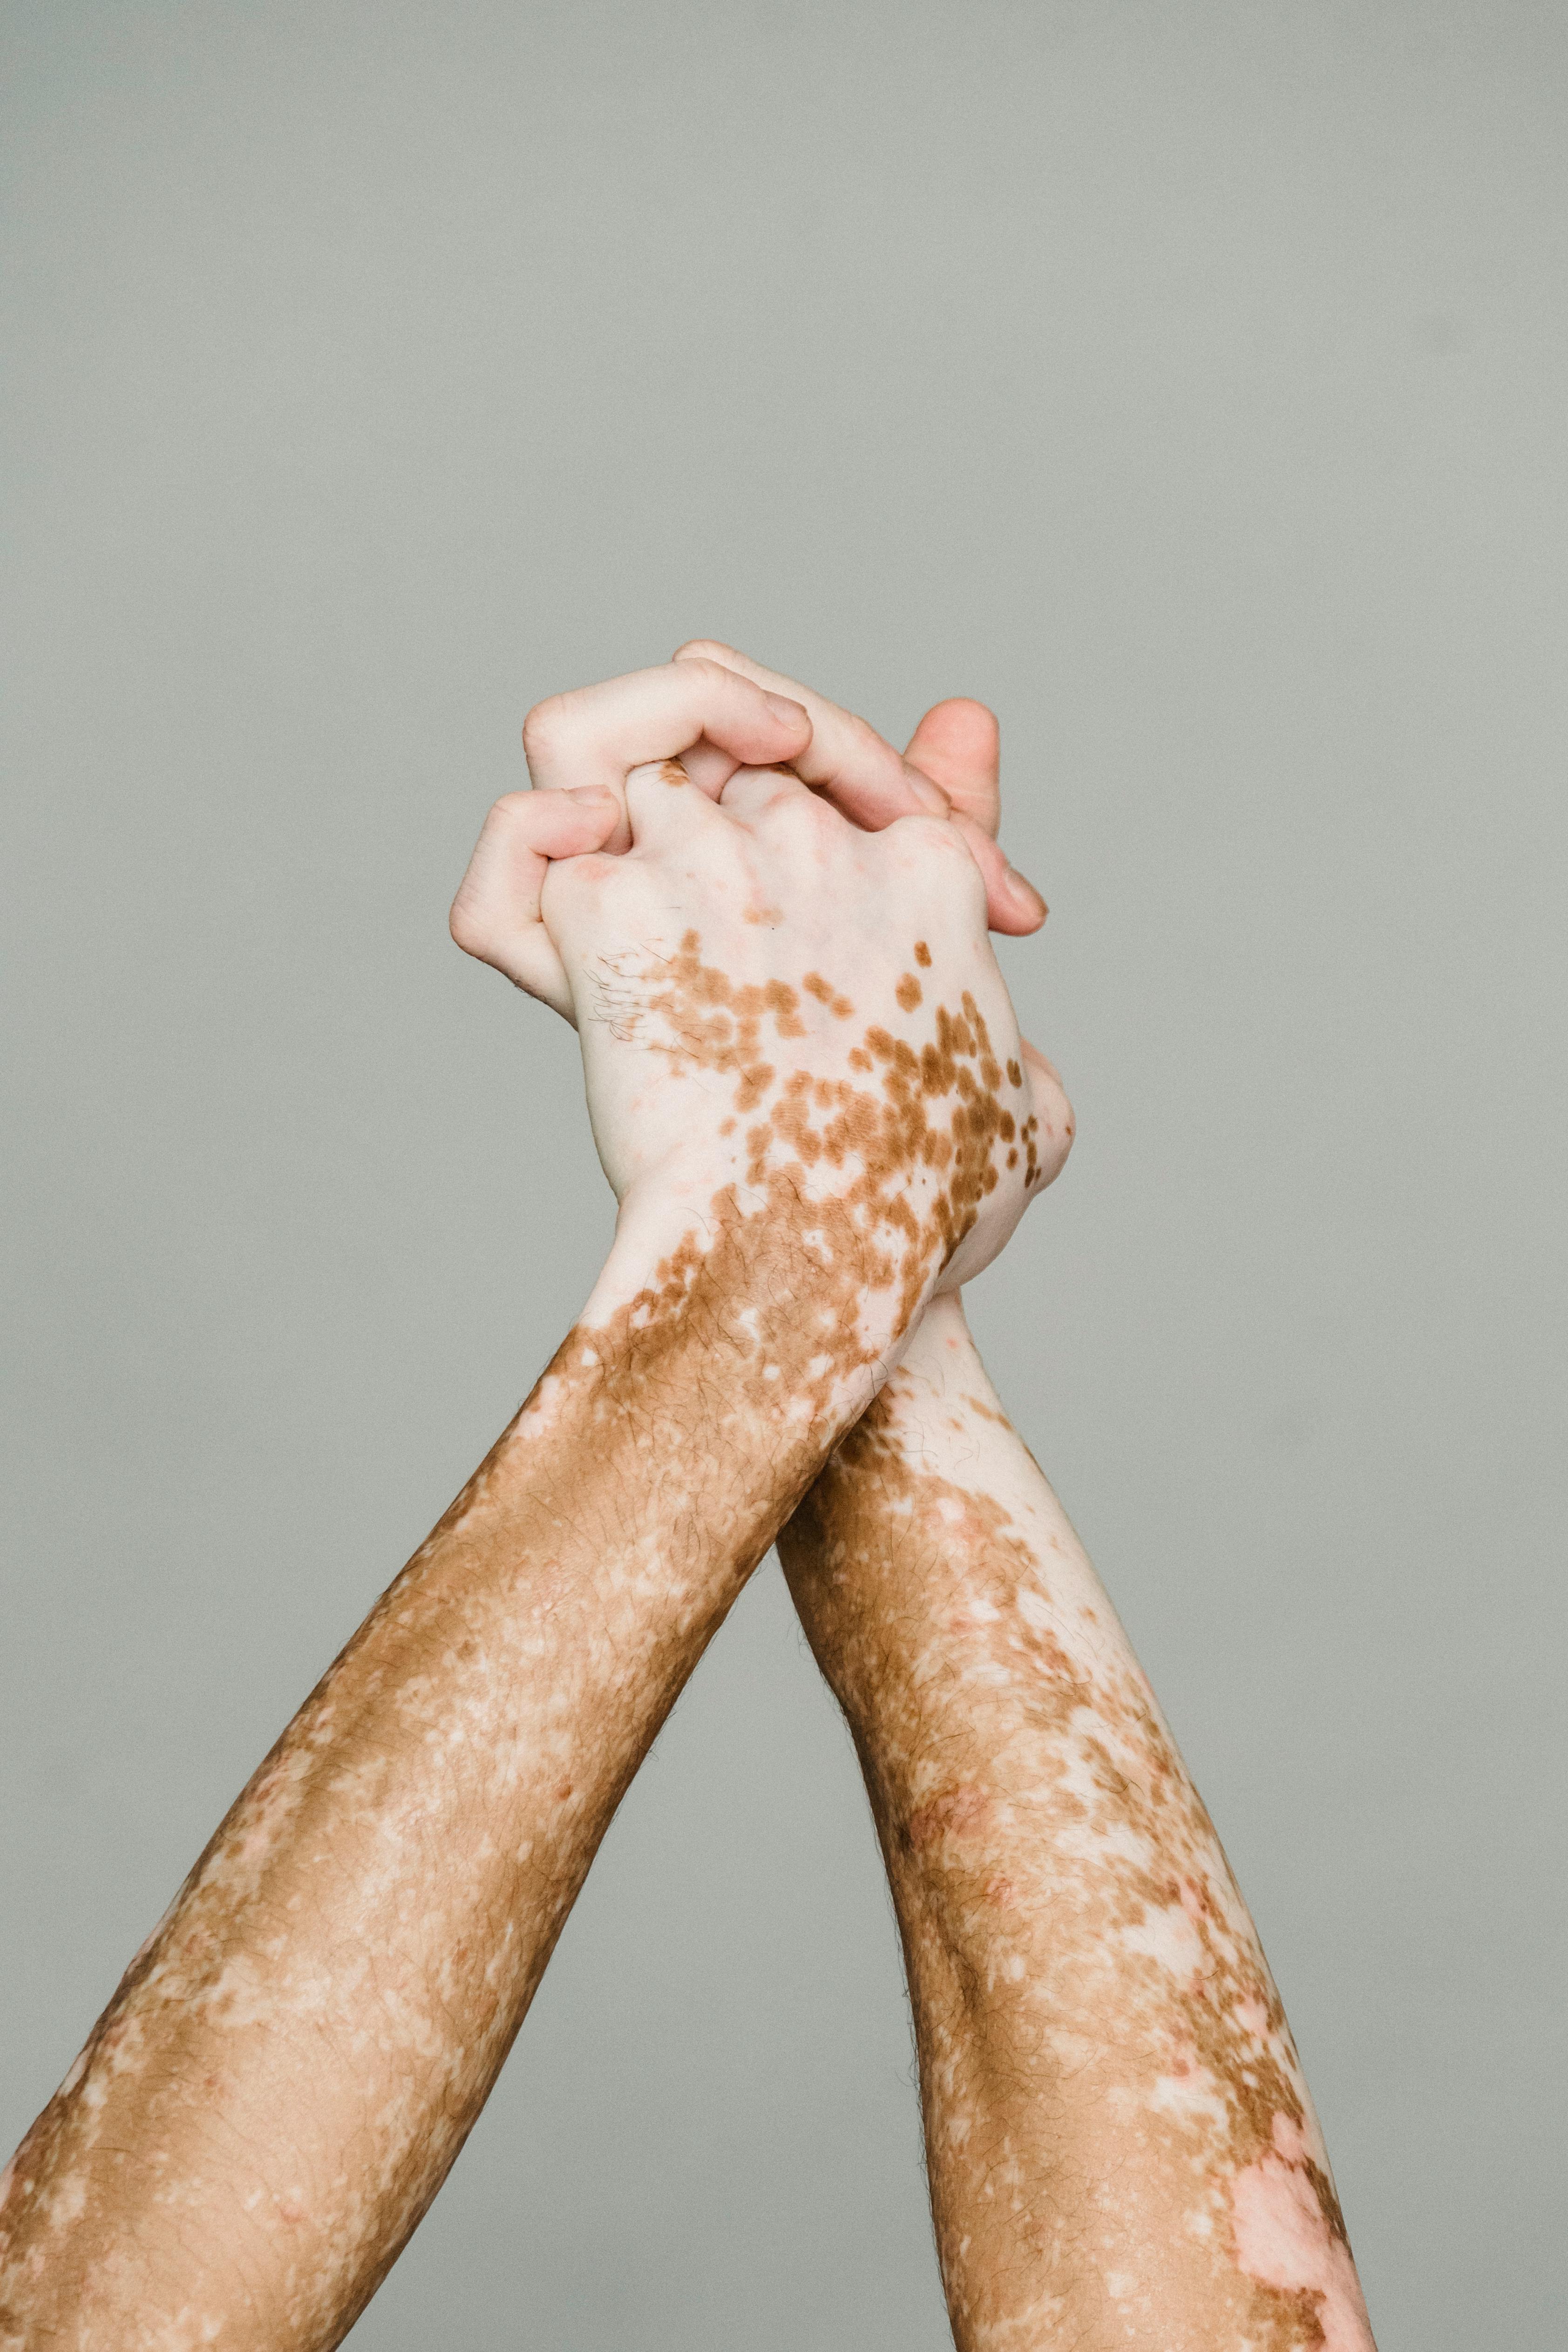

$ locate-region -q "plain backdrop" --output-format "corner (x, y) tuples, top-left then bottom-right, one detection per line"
(3, 4), (1564, 2345)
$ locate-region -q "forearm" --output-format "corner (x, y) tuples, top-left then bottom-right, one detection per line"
(0, 643), (1057, 2344)
(780, 1293), (1374, 2352)
(0, 1200), (896, 2350)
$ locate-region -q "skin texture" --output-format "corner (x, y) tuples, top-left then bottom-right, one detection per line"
(780, 1296), (1376, 2352)
(592, 655), (1373, 2346)
(0, 683), (1057, 2348)
(0, 646), (1373, 2348)
(704, 655), (1374, 2347)
(449, 652), (1052, 1025)
(471, 650), (1375, 2348)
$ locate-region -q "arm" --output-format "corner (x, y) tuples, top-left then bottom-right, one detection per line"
(677, 649), (1376, 2348)
(0, 671), (1048, 2348)
(779, 1294), (1377, 2352)
(4, 1237), (833, 2346)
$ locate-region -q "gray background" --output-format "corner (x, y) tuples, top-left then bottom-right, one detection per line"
(3, 3), (1563, 2345)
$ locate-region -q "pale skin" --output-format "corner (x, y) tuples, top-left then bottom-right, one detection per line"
(0, 662), (1064, 2349)
(0, 650), (1374, 2350)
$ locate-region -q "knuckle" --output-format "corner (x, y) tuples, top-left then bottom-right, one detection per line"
(679, 654), (746, 699)
(521, 694), (570, 758)
(767, 783), (836, 834)
(448, 887), (489, 956)
(893, 810), (968, 862)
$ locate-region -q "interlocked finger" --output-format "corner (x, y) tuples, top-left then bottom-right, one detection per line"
(449, 785), (621, 1020)
(673, 640), (1046, 933)
(523, 659), (809, 821)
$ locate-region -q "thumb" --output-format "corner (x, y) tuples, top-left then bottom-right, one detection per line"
(903, 699), (1001, 839)
(905, 695), (1044, 935)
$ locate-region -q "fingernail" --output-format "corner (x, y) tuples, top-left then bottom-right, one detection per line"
(908, 775), (951, 814)
(763, 691), (808, 729)
(1007, 867), (1048, 923)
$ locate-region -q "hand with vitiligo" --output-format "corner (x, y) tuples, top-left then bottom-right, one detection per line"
(0, 650), (1374, 2352)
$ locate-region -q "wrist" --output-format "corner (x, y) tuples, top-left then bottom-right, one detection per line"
(896, 1285), (971, 1369)
(874, 1286), (995, 1412)
(580, 1168), (933, 1468)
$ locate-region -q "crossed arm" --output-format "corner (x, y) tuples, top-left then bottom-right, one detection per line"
(0, 653), (1374, 2352)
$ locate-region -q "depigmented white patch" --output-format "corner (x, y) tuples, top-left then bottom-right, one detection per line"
(1231, 2115), (1373, 2349)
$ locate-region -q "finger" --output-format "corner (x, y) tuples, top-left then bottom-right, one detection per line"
(714, 762), (823, 826)
(622, 755), (733, 852)
(673, 640), (948, 829)
(905, 699), (1052, 930)
(949, 809), (1048, 935)
(903, 699), (1001, 838)
(678, 736), (749, 798)
(523, 660), (810, 806)
(449, 785), (621, 1020)
(674, 640), (1047, 931)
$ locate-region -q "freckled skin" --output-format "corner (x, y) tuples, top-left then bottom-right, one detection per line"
(781, 1293), (1377, 2352)
(511, 655), (1370, 2348)
(5, 637), (1365, 2352)
(0, 761), (1053, 2349)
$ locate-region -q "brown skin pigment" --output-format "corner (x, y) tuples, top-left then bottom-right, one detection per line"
(0, 945), (1032, 2352)
(781, 1312), (1375, 2352)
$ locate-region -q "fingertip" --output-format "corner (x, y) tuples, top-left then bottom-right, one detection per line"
(905, 698), (1003, 835)
(532, 782), (628, 856)
(1005, 867), (1048, 928)
(945, 695), (1001, 734)
(907, 696), (999, 755)
(984, 887), (1047, 937)
(762, 689), (811, 737)
(564, 782), (622, 823)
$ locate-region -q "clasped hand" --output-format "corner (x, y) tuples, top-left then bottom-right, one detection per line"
(451, 644), (1073, 1317)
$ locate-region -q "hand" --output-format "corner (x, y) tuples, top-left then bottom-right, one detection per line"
(675, 644), (1075, 1183)
(450, 654), (1053, 1023)
(673, 639), (1052, 938)
(452, 671), (1063, 1321)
